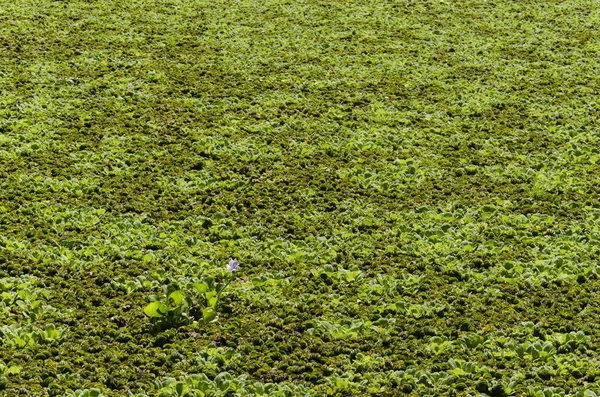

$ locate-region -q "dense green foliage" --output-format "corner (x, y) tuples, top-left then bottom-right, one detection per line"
(1, 0), (600, 395)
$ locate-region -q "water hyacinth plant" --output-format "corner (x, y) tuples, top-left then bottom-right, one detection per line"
(143, 259), (240, 330)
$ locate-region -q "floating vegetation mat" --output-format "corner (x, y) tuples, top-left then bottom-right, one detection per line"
(1, 0), (600, 395)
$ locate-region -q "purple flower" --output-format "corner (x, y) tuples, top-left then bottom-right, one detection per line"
(226, 258), (240, 273)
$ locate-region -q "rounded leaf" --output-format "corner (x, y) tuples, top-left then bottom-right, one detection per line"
(202, 308), (218, 323)
(192, 282), (208, 294)
(144, 302), (166, 318)
(169, 290), (186, 307)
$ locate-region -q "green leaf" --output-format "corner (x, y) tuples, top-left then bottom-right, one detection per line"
(169, 290), (186, 307)
(202, 308), (217, 323)
(192, 282), (209, 294)
(214, 372), (232, 391)
(144, 301), (167, 318)
(214, 212), (225, 220)
(346, 270), (361, 282)
(207, 296), (218, 309)
(205, 290), (217, 300)
(175, 381), (188, 396)
(18, 289), (31, 300)
(89, 389), (103, 397)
